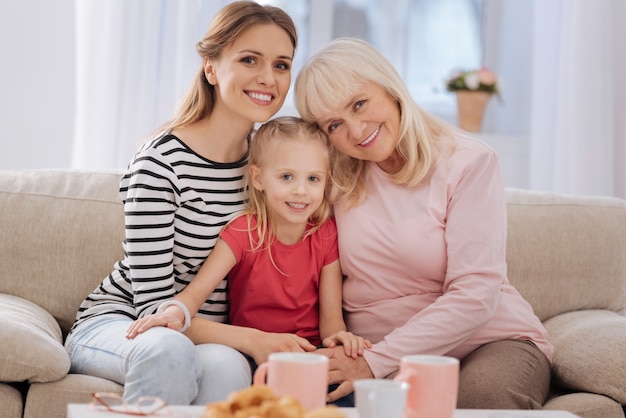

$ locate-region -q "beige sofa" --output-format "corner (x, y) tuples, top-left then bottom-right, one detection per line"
(0, 169), (625, 418)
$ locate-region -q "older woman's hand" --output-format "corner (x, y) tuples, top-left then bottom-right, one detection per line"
(316, 346), (375, 402)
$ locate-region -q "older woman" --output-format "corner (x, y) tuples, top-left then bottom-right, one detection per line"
(294, 37), (553, 410)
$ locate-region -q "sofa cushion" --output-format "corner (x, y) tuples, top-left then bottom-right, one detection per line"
(544, 309), (626, 404)
(0, 294), (70, 383)
(24, 375), (123, 418)
(544, 392), (625, 418)
(0, 383), (23, 418)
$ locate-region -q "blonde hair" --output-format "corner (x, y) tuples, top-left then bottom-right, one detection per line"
(294, 37), (452, 207)
(161, 1), (297, 131)
(244, 116), (332, 256)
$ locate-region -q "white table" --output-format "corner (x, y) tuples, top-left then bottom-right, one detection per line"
(68, 404), (580, 418)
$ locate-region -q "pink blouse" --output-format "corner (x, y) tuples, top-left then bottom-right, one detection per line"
(335, 135), (553, 378)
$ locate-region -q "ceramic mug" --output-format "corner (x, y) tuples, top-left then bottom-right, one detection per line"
(354, 378), (410, 418)
(394, 355), (459, 418)
(253, 352), (329, 410)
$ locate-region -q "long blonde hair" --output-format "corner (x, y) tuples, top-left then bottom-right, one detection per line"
(161, 1), (297, 131)
(294, 37), (451, 207)
(244, 116), (333, 254)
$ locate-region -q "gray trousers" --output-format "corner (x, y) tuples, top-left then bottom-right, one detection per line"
(457, 339), (551, 409)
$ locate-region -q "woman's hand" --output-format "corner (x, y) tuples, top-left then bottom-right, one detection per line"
(322, 331), (372, 359)
(126, 305), (185, 339)
(316, 346), (375, 402)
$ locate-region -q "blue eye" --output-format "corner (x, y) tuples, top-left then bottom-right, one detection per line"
(281, 174), (293, 181)
(327, 122), (341, 133)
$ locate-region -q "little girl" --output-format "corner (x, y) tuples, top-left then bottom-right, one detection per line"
(127, 116), (370, 360)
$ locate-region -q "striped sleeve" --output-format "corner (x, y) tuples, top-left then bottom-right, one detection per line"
(122, 149), (180, 317)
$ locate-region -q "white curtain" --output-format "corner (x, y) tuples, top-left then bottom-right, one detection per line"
(72, 0), (229, 169)
(529, 0), (626, 198)
(73, 0), (626, 198)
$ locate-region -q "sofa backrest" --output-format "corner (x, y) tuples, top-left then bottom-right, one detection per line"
(1, 170), (625, 336)
(0, 169), (125, 336)
(505, 188), (626, 321)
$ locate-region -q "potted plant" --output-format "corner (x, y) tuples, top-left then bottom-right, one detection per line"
(446, 67), (500, 132)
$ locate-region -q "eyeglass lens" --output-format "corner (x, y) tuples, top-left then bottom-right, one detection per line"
(95, 394), (166, 415)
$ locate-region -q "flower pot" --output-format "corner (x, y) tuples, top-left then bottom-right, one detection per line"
(455, 91), (492, 132)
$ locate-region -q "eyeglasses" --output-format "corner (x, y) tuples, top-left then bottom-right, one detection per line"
(90, 392), (171, 416)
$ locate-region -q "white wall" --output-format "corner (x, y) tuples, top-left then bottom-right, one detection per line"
(0, 0), (75, 170)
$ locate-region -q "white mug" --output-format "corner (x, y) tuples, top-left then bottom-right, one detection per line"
(354, 378), (410, 418)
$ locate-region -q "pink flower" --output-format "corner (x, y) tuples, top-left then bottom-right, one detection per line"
(478, 67), (497, 86)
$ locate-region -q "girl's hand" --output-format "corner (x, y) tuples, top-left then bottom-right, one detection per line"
(321, 331), (372, 359)
(126, 305), (185, 339)
(249, 332), (317, 365)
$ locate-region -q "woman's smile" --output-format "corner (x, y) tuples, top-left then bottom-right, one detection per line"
(246, 90), (274, 105)
(359, 124), (381, 147)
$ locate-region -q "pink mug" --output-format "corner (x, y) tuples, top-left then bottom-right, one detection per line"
(253, 352), (328, 410)
(394, 355), (459, 418)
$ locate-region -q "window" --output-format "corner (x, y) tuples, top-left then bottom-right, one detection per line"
(266, 0), (484, 123)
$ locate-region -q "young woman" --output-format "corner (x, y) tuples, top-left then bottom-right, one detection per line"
(127, 117), (370, 362)
(294, 38), (554, 410)
(65, 1), (298, 405)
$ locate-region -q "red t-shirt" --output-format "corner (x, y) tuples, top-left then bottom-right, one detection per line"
(220, 215), (339, 346)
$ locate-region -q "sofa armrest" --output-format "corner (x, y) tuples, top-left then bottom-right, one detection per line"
(544, 309), (626, 404)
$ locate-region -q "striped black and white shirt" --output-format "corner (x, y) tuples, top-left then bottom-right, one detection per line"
(72, 131), (248, 330)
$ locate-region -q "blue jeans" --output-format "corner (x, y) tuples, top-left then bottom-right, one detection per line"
(65, 315), (251, 405)
(328, 384), (355, 407)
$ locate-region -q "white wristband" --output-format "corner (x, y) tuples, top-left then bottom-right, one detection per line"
(157, 300), (191, 333)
